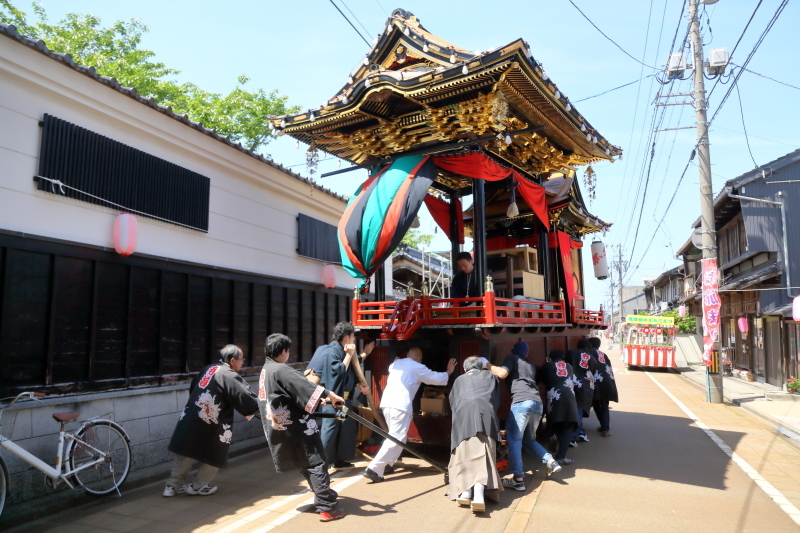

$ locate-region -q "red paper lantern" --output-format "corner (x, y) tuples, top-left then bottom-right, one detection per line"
(113, 213), (137, 256)
(793, 295), (800, 323)
(321, 264), (337, 289)
(656, 327), (663, 335)
(642, 327), (651, 334)
(737, 317), (748, 333)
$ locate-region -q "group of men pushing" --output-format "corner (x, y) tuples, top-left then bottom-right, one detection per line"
(163, 319), (618, 522)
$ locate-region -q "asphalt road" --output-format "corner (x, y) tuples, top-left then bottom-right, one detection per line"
(7, 364), (800, 532)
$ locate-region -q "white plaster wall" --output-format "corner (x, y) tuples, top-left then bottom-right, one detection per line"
(0, 37), (394, 292)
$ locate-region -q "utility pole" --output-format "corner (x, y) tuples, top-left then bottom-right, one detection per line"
(689, 0), (722, 403)
(609, 244), (626, 344)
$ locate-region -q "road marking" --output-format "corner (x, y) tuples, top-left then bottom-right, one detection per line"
(774, 425), (800, 442)
(647, 372), (800, 526)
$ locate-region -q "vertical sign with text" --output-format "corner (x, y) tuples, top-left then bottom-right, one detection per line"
(701, 258), (721, 366)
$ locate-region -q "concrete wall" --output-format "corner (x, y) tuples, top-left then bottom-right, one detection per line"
(0, 378), (265, 505)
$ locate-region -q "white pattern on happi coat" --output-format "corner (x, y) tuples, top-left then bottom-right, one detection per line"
(270, 404), (293, 431)
(219, 424), (232, 444)
(593, 370), (604, 383)
(196, 391), (221, 424)
(301, 415), (319, 436)
(572, 375), (582, 388)
(547, 388), (561, 412)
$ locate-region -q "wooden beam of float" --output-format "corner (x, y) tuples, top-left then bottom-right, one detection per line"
(320, 125), (547, 178)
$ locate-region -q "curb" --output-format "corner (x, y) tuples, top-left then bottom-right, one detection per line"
(678, 371), (800, 452)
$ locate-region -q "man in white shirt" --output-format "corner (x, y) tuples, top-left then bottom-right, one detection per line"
(363, 347), (457, 482)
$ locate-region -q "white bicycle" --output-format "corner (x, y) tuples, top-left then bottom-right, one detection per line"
(0, 392), (132, 517)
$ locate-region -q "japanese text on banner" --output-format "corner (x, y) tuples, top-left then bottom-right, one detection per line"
(701, 259), (720, 366)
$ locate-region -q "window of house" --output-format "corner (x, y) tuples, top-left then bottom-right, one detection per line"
(297, 214), (342, 263)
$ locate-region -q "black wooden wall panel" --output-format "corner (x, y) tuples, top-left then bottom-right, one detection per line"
(212, 278), (233, 353)
(251, 284), (269, 367)
(51, 257), (93, 384)
(128, 267), (160, 377)
(0, 250), (51, 386)
(0, 233), (353, 395)
(161, 271), (188, 374)
(286, 289), (301, 362)
(233, 281), (251, 358)
(187, 275), (212, 372)
(94, 263), (128, 380)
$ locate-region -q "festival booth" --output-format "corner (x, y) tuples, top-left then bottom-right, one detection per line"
(624, 315), (677, 368)
(270, 9), (621, 444)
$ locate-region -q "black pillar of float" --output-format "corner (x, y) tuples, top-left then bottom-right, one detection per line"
(473, 179), (487, 296)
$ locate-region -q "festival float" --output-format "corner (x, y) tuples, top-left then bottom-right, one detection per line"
(270, 9), (621, 444)
(623, 315), (677, 368)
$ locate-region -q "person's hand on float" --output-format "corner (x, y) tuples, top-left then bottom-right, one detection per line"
(361, 341), (375, 360)
(446, 358), (458, 375)
(344, 343), (357, 357)
(358, 383), (371, 395)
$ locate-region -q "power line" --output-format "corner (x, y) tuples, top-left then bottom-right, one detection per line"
(567, 0), (659, 70)
(340, 0), (372, 39)
(735, 82), (758, 168)
(573, 74), (655, 103)
(706, 0), (763, 102)
(327, 0), (372, 47)
(735, 63), (800, 91)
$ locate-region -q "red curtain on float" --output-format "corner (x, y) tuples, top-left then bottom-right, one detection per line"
(547, 231), (582, 306)
(423, 194), (464, 244)
(432, 152), (550, 231)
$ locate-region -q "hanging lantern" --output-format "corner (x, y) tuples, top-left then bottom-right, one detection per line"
(321, 264), (337, 289)
(656, 327), (663, 335)
(642, 327), (651, 334)
(794, 295), (800, 322)
(679, 304), (686, 318)
(737, 317), (749, 333)
(590, 241), (609, 280)
(113, 213), (137, 257)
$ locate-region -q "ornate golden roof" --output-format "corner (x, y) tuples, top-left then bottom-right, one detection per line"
(270, 9), (621, 178)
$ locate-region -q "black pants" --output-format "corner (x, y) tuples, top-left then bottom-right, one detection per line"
(301, 462), (338, 513)
(593, 400), (611, 432)
(320, 400), (358, 465)
(553, 422), (575, 460)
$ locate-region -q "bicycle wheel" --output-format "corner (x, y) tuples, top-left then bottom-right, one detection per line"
(0, 454), (8, 518)
(68, 420), (131, 495)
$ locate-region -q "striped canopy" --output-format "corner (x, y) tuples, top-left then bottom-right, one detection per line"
(338, 155), (436, 288)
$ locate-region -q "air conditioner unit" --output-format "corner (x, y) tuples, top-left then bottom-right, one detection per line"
(667, 53), (687, 79)
(706, 48), (729, 76)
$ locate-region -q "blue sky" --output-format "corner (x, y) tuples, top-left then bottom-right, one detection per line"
(30, 0), (800, 310)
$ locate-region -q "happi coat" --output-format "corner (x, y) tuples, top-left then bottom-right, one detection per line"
(449, 369), (500, 453)
(568, 349), (597, 414)
(591, 349), (619, 403)
(539, 361), (579, 426)
(168, 363), (259, 469)
(258, 357), (328, 473)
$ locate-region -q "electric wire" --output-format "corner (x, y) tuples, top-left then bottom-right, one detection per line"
(567, 0), (659, 70)
(706, 0), (763, 103)
(327, 0), (372, 47)
(339, 0), (373, 39)
(735, 82), (758, 168)
(573, 75), (655, 103)
(734, 63), (800, 92)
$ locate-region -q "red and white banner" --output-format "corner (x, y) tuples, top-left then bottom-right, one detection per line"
(701, 258), (721, 366)
(624, 345), (676, 367)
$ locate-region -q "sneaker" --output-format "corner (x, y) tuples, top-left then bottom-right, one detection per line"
(577, 434), (590, 443)
(601, 430), (612, 437)
(319, 508), (346, 522)
(162, 484), (185, 497)
(362, 467), (384, 483)
(569, 440), (579, 448)
(556, 458), (575, 466)
(185, 484), (217, 496)
(546, 458), (562, 476)
(501, 477), (525, 492)
(333, 460), (356, 470)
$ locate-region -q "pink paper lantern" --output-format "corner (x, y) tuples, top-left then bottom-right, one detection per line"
(793, 295), (800, 323)
(678, 304), (686, 318)
(737, 317), (748, 333)
(321, 264), (337, 289)
(113, 213), (137, 256)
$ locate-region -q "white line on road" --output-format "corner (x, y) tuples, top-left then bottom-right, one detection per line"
(646, 371), (800, 526)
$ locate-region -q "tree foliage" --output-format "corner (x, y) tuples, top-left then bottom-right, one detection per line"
(0, 1), (299, 152)
(400, 229), (433, 251)
(659, 310), (697, 334)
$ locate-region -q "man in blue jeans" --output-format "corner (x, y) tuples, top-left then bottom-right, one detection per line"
(499, 340), (562, 492)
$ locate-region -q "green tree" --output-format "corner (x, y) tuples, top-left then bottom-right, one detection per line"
(0, 1), (298, 152)
(660, 310), (697, 334)
(400, 228), (433, 251)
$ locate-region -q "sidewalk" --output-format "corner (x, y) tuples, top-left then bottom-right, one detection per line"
(679, 366), (800, 440)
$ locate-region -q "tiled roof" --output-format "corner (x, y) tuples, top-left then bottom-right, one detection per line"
(0, 23), (347, 204)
